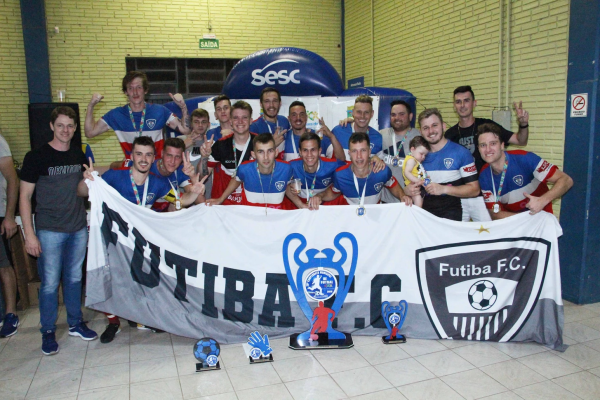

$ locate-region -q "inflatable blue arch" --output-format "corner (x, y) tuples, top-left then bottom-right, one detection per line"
(165, 47), (417, 130)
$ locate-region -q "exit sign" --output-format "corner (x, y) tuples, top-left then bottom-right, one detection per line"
(199, 39), (219, 50)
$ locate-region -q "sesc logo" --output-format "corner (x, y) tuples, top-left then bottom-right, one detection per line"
(251, 59), (301, 86)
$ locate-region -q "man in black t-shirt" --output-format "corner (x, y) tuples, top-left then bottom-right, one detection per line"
(444, 85), (530, 221)
(20, 106), (98, 356)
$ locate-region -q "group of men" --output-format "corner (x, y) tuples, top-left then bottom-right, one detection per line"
(2, 71), (573, 355)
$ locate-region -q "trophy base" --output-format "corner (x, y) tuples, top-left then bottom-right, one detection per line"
(381, 335), (407, 344)
(249, 354), (274, 364)
(289, 332), (354, 350)
(196, 361), (221, 372)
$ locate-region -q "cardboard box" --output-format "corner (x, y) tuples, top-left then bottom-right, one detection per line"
(27, 281), (63, 307)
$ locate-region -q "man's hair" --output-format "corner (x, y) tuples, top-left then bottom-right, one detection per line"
(390, 100), (412, 114)
(122, 71), (149, 94)
(477, 122), (502, 139)
(191, 108), (210, 121)
(260, 87), (281, 103)
(453, 85), (475, 100)
(163, 137), (186, 152)
(253, 132), (275, 150)
(409, 136), (430, 151)
(213, 94), (231, 107)
(231, 100), (253, 117)
(289, 101), (306, 113)
(349, 132), (370, 147)
(299, 131), (321, 149)
(354, 95), (373, 106)
(50, 106), (77, 125)
(132, 136), (156, 153)
(418, 108), (444, 126)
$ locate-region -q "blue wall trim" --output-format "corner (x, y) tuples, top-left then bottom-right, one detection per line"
(20, 0), (52, 103)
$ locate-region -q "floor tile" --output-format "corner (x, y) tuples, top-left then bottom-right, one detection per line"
(330, 365), (392, 397)
(0, 357), (40, 381)
(79, 362), (129, 391)
(514, 380), (580, 400)
(54, 329), (90, 353)
(186, 393), (238, 400)
(489, 341), (548, 358)
(564, 306), (600, 324)
(130, 356), (178, 383)
(554, 343), (600, 369)
(130, 377), (183, 399)
(0, 377), (32, 400)
(441, 369), (508, 400)
(285, 375), (347, 400)
(583, 303), (600, 313)
(478, 393), (523, 400)
(218, 345), (252, 369)
(350, 335), (384, 347)
(26, 368), (82, 398)
(354, 342), (411, 365)
(129, 334), (174, 362)
(77, 385), (130, 400)
(226, 362), (282, 391)
(179, 371), (234, 399)
(415, 349), (475, 376)
(437, 338), (477, 349)
(590, 366), (600, 378)
(349, 388), (408, 399)
(397, 378), (464, 400)
(27, 393), (78, 400)
(236, 383), (293, 400)
(272, 354), (327, 382)
(171, 334), (198, 356)
(36, 349), (85, 375)
(399, 338), (447, 357)
(375, 358), (436, 387)
(85, 343), (130, 368)
(563, 322), (600, 343)
(311, 347), (369, 373)
(553, 371), (600, 400)
(452, 343), (512, 367)
(176, 352), (200, 377)
(517, 351), (582, 379)
(480, 360), (546, 390)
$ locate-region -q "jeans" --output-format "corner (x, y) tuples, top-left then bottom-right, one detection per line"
(37, 227), (88, 333)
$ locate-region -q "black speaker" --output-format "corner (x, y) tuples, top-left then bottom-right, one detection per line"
(27, 103), (82, 151)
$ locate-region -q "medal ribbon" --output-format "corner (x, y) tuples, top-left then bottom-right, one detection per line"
(352, 168), (370, 207)
(129, 168), (149, 207)
(303, 160), (320, 204)
(128, 104), (146, 137)
(232, 136), (251, 176)
(490, 154), (509, 206)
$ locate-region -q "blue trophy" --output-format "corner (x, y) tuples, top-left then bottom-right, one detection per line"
(193, 337), (221, 371)
(283, 232), (357, 349)
(381, 301), (408, 344)
(244, 331), (274, 363)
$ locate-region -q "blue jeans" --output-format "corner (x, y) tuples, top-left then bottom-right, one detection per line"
(37, 227), (88, 333)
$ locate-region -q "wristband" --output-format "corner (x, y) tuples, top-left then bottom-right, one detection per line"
(519, 124), (529, 129)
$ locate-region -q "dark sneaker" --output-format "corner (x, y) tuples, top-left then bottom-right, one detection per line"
(0, 313), (19, 338)
(69, 321), (98, 341)
(42, 331), (59, 356)
(127, 320), (137, 328)
(100, 323), (121, 344)
(150, 327), (164, 333)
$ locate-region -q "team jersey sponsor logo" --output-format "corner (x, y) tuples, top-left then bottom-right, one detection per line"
(275, 181), (286, 191)
(146, 119), (157, 130)
(322, 177), (332, 187)
(444, 158), (454, 169)
(537, 160), (550, 173)
(374, 182), (384, 192)
(513, 175), (524, 186)
(251, 60), (300, 86)
(416, 239), (550, 342)
(482, 190), (493, 201)
(463, 165), (476, 174)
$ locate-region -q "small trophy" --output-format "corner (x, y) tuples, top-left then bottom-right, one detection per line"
(194, 337), (221, 371)
(243, 331), (274, 363)
(381, 301), (408, 344)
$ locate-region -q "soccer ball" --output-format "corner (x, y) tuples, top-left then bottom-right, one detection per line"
(468, 280), (497, 311)
(193, 337), (220, 364)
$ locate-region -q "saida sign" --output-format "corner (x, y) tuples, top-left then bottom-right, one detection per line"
(199, 39), (219, 50)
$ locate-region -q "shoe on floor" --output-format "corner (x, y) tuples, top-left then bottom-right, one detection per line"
(0, 313), (19, 338)
(69, 321), (98, 341)
(100, 323), (121, 344)
(41, 330), (59, 356)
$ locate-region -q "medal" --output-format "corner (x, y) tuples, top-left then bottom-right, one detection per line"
(391, 156), (400, 167)
(356, 206), (366, 216)
(493, 203), (500, 214)
(352, 167), (370, 218)
(176, 200), (181, 210)
(490, 155), (508, 214)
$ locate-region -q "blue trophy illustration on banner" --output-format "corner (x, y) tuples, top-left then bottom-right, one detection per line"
(381, 300), (408, 344)
(283, 232), (357, 349)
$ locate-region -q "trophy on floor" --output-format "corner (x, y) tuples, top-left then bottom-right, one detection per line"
(381, 300), (408, 344)
(283, 232), (357, 349)
(243, 331), (274, 363)
(194, 337), (221, 371)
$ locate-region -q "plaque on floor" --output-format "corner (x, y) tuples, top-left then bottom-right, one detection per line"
(194, 337), (221, 372)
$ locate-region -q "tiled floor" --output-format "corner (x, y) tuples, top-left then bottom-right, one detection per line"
(1, 300), (600, 399)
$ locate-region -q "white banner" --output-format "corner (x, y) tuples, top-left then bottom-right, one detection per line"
(86, 178), (564, 348)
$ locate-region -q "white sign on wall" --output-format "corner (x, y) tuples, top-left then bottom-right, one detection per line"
(570, 93), (588, 118)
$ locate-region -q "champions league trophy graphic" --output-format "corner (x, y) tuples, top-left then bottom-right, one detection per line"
(243, 331), (274, 363)
(283, 232), (357, 349)
(381, 301), (408, 344)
